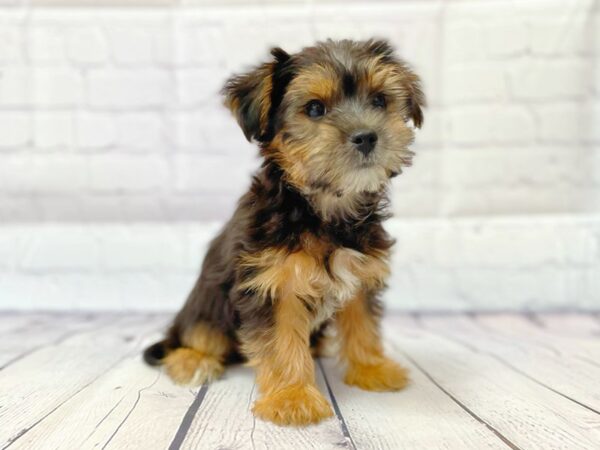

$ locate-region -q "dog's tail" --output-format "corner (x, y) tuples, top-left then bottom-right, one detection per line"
(143, 340), (170, 366)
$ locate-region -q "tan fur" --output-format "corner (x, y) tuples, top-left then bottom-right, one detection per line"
(268, 50), (418, 220)
(291, 65), (339, 104)
(239, 236), (394, 424)
(253, 384), (333, 426)
(344, 359), (408, 392)
(257, 74), (273, 131)
(163, 322), (231, 386)
(336, 291), (408, 391)
(163, 348), (224, 386)
(249, 287), (315, 392)
(181, 322), (232, 358)
(239, 234), (390, 318)
(223, 62), (275, 140)
(150, 40), (424, 427)
(244, 280), (333, 425)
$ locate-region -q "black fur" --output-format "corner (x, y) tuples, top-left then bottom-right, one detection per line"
(342, 71), (357, 97)
(259, 48), (295, 143)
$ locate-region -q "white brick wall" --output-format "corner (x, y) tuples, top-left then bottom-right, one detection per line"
(0, 0), (596, 222)
(0, 0), (599, 311)
(1, 217), (598, 311)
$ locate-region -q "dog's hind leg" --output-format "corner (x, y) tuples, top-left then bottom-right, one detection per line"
(160, 322), (232, 386)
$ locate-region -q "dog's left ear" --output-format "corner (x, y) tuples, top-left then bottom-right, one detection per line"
(400, 69), (425, 129)
(222, 48), (292, 142)
(367, 39), (425, 129)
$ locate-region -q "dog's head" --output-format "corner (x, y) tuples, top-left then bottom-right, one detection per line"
(223, 39), (424, 216)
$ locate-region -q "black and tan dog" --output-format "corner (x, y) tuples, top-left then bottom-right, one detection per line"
(144, 39), (424, 426)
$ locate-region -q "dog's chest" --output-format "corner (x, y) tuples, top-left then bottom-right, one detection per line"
(302, 245), (390, 327)
(238, 237), (389, 326)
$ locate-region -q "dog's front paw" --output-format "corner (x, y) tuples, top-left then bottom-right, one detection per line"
(345, 358), (409, 392)
(252, 384), (333, 426)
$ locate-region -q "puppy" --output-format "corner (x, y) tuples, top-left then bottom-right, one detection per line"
(144, 39), (424, 426)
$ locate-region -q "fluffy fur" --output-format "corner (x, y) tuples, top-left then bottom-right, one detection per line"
(143, 39), (424, 426)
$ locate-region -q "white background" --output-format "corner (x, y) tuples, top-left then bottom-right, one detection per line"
(0, 0), (599, 311)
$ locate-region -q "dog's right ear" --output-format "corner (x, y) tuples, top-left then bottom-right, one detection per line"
(222, 48), (292, 143)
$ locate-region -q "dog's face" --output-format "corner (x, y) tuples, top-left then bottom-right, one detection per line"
(223, 39), (424, 211)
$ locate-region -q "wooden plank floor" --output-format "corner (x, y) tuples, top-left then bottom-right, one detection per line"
(1, 312), (599, 450)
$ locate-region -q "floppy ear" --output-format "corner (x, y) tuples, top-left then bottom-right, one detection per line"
(401, 69), (425, 129)
(366, 39), (426, 129)
(222, 48), (292, 142)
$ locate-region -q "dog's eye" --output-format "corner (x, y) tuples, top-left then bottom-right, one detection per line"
(372, 93), (386, 109)
(305, 100), (326, 118)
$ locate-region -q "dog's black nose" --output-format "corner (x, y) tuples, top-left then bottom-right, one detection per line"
(350, 131), (378, 156)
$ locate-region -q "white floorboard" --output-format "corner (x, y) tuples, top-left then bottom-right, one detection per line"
(0, 313), (105, 369)
(178, 365), (349, 450)
(319, 357), (504, 449)
(1, 312), (599, 449)
(419, 314), (600, 413)
(386, 315), (600, 450)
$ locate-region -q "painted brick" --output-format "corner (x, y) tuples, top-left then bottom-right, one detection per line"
(484, 21), (528, 57)
(2, 217), (600, 311)
(595, 14), (600, 56)
(492, 107), (535, 144)
(161, 193), (238, 222)
(108, 26), (155, 66)
(27, 27), (67, 64)
(154, 24), (226, 67)
(152, 28), (176, 65)
(509, 59), (591, 100)
(33, 112), (74, 149)
(537, 103), (583, 142)
(116, 113), (165, 150)
(446, 106), (534, 145)
(414, 108), (443, 146)
(529, 16), (591, 56)
(0, 155), (88, 193)
(584, 103), (600, 143)
(38, 196), (84, 222)
(88, 69), (170, 108)
(19, 226), (100, 271)
(444, 22), (485, 63)
(0, 2), (596, 226)
(88, 155), (169, 192)
(431, 225), (564, 268)
(403, 267), (461, 310)
(444, 64), (508, 102)
(75, 112), (117, 149)
(97, 225), (187, 271)
(443, 146), (586, 188)
(32, 68), (85, 107)
(0, 25), (23, 63)
(579, 267), (600, 308)
(390, 189), (441, 217)
(176, 68), (227, 106)
(0, 112), (30, 148)
(445, 107), (492, 145)
(393, 151), (439, 188)
(0, 68), (32, 107)
(66, 27), (109, 65)
(440, 148), (511, 188)
(173, 154), (258, 194)
(169, 109), (250, 153)
(0, 228), (27, 269)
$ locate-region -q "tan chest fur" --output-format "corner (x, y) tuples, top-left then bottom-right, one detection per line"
(238, 235), (390, 328)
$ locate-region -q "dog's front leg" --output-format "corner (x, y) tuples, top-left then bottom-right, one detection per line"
(336, 290), (409, 391)
(246, 288), (333, 426)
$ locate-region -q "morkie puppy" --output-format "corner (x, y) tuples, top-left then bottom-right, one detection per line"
(144, 39), (424, 426)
